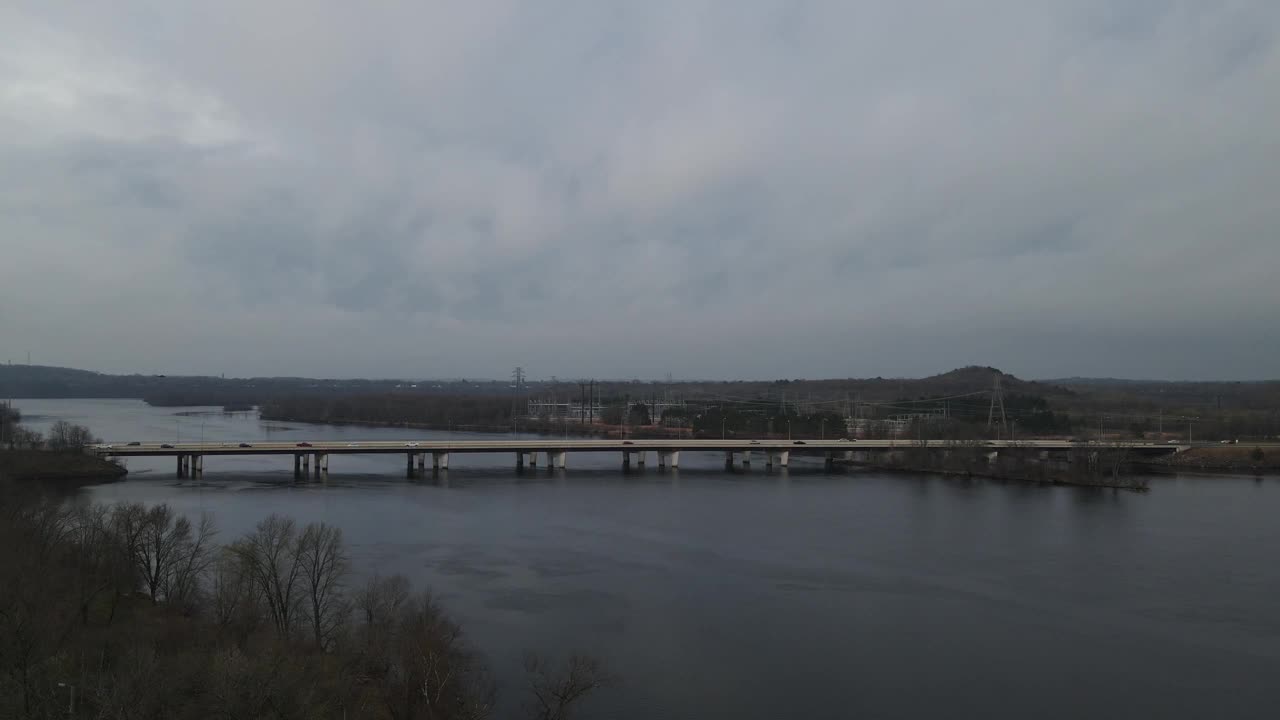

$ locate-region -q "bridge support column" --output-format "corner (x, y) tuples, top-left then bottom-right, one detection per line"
(406, 453), (414, 476)
(294, 454), (302, 478)
(824, 452), (835, 470)
(192, 455), (203, 476)
(318, 454), (328, 478)
(302, 454), (311, 476)
(766, 450), (789, 468)
(622, 451), (633, 470)
(516, 452), (525, 470)
(433, 452), (449, 470)
(528, 451), (538, 468)
(633, 451), (646, 467)
(724, 451), (735, 470)
(658, 450), (679, 469)
(741, 450), (752, 466)
(547, 450), (566, 469)
(416, 453), (426, 472)
(176, 455), (185, 477)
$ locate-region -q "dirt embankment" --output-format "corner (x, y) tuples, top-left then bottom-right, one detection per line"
(0, 450), (128, 481)
(1146, 446), (1280, 473)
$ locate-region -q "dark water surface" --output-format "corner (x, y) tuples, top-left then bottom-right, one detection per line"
(16, 399), (1280, 719)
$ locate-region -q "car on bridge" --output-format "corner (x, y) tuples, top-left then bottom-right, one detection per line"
(296, 442), (312, 447)
(238, 442), (252, 448)
(161, 443), (173, 449)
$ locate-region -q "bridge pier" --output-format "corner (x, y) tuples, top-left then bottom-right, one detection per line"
(294, 454), (302, 478)
(547, 450), (567, 469)
(657, 450), (680, 469)
(176, 454), (185, 477)
(516, 452), (525, 470)
(766, 450), (790, 468)
(316, 453), (328, 479)
(528, 451), (539, 468)
(623, 450), (649, 470)
(741, 450), (752, 466)
(725, 451), (735, 470)
(192, 455), (203, 477)
(433, 452), (449, 470)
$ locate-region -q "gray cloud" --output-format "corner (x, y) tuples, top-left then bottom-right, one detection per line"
(1, 1), (1278, 380)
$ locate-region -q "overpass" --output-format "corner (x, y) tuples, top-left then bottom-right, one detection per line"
(88, 438), (1185, 479)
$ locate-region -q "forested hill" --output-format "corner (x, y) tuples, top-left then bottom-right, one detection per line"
(0, 365), (513, 406)
(0, 364), (1065, 406)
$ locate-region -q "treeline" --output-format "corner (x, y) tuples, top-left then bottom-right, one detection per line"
(862, 442), (1150, 491)
(686, 406), (849, 439)
(2, 416), (99, 452)
(262, 395), (519, 430)
(0, 486), (606, 719)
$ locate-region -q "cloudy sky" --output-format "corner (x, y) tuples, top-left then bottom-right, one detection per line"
(2, 1), (1277, 381)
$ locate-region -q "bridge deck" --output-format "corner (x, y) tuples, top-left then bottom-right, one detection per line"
(90, 438), (1184, 457)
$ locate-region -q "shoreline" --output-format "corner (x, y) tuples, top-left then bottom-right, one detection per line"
(840, 460), (1151, 491)
(0, 449), (129, 482)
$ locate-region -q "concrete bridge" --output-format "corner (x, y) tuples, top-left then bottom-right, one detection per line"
(88, 438), (1185, 479)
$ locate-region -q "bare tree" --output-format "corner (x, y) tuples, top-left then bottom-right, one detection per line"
(66, 503), (116, 625)
(211, 548), (256, 631)
(9, 426), (42, 449)
(230, 514), (303, 639)
(356, 572), (412, 631)
(46, 420), (97, 450)
(136, 504), (193, 604)
(165, 511), (218, 611)
(523, 653), (611, 720)
(296, 521), (349, 650)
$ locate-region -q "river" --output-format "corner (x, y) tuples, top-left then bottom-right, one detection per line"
(13, 399), (1280, 718)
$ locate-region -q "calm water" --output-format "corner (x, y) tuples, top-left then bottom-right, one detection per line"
(15, 399), (1280, 719)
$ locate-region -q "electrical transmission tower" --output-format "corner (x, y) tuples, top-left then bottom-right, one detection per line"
(510, 367), (526, 432)
(987, 372), (1008, 438)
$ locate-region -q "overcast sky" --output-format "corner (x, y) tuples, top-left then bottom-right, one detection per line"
(2, 1), (1278, 381)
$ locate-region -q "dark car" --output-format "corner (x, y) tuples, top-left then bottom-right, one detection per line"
(239, 442), (253, 448)
(160, 443), (174, 449)
(127, 441), (141, 446)
(794, 440), (806, 445)
(622, 440), (634, 445)
(297, 442), (313, 447)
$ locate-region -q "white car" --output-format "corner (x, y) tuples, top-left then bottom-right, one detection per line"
(405, 442), (420, 448)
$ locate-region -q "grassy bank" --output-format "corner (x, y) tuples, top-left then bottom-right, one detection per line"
(0, 449), (128, 481)
(1143, 446), (1280, 474)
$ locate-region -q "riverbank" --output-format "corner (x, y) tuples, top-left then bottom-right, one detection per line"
(1140, 446), (1280, 474)
(841, 459), (1150, 491)
(0, 449), (128, 481)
